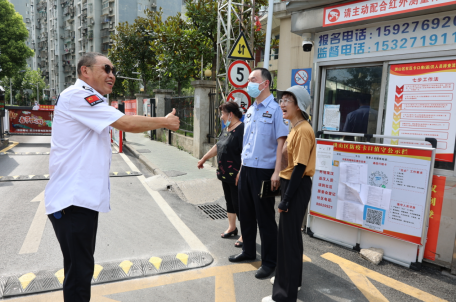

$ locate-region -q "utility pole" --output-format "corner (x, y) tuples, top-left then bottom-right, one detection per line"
(10, 78), (12, 105)
(263, 0), (274, 70)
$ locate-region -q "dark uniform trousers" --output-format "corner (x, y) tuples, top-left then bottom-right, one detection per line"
(238, 166), (278, 269)
(272, 176), (312, 302)
(48, 205), (99, 302)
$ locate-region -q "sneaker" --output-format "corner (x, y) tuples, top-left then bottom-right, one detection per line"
(270, 277), (301, 291)
(261, 295), (275, 302)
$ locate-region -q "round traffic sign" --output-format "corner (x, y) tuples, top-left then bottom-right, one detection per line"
(294, 69), (309, 86)
(228, 60), (252, 88)
(227, 89), (251, 115)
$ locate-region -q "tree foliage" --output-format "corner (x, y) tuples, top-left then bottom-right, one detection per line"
(150, 12), (212, 95)
(0, 0), (34, 78)
(1, 68), (48, 105)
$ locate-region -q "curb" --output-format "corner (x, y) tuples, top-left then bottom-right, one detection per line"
(0, 172), (142, 182)
(0, 251), (213, 299)
(123, 140), (188, 202)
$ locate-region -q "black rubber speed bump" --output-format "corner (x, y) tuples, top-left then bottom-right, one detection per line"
(0, 251), (213, 298)
(0, 172), (142, 182)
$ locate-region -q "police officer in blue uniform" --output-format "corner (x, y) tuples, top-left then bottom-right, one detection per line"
(229, 68), (289, 279)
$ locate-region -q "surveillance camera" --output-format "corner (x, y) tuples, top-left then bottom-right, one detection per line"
(302, 40), (313, 52)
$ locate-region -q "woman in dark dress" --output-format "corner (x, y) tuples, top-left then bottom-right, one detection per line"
(197, 101), (245, 247)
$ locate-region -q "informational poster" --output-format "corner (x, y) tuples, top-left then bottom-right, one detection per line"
(384, 60), (456, 162)
(322, 104), (340, 131)
(315, 11), (456, 62)
(310, 140), (434, 245)
(291, 68), (312, 94)
(8, 109), (53, 135)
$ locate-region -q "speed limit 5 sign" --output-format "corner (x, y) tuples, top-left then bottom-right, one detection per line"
(228, 60), (251, 88)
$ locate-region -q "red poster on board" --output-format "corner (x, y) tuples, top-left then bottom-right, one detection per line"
(8, 109), (53, 135)
(424, 175), (446, 261)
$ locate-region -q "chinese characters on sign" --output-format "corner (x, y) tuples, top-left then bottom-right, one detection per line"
(424, 175), (446, 261)
(316, 12), (456, 62)
(311, 140), (433, 244)
(8, 109), (53, 134)
(324, 0), (456, 27)
(384, 60), (456, 162)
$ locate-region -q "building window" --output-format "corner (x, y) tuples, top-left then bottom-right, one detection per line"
(138, 3), (142, 11)
(102, 2), (109, 9)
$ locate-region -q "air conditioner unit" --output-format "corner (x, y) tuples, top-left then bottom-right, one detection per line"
(110, 21), (113, 25)
(91, 19), (94, 24)
(109, 7), (113, 12)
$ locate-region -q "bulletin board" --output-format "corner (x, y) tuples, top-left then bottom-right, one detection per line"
(310, 139), (435, 248)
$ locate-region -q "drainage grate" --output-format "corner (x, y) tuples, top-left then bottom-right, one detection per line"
(198, 204), (227, 220)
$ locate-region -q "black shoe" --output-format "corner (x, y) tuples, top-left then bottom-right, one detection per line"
(228, 253), (256, 263)
(255, 266), (275, 279)
(221, 228), (238, 238)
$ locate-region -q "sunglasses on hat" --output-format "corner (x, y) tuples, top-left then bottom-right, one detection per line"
(87, 64), (117, 76)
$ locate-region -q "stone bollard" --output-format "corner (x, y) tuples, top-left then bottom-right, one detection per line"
(135, 93), (151, 116)
(153, 89), (174, 141)
(191, 80), (216, 159)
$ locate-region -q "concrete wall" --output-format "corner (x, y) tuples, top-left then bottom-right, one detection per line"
(162, 131), (193, 154)
(276, 17), (314, 90)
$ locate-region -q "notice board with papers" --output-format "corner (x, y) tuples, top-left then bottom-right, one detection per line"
(309, 139), (436, 261)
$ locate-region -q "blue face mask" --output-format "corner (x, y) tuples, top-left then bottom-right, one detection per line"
(247, 81), (266, 98)
(222, 114), (231, 128)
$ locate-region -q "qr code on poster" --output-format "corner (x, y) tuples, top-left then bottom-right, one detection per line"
(366, 208), (383, 226)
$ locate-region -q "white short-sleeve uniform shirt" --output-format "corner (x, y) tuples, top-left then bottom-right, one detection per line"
(45, 79), (124, 215)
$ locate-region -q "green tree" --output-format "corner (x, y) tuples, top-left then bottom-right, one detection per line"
(109, 10), (162, 96)
(1, 68), (48, 105)
(151, 12), (212, 95)
(0, 0), (34, 78)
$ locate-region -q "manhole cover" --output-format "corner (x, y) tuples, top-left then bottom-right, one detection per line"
(137, 149), (151, 153)
(164, 170), (187, 177)
(198, 204), (227, 220)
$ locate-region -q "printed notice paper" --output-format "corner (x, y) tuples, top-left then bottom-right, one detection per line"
(316, 144), (333, 172)
(360, 185), (392, 210)
(336, 200), (364, 225)
(322, 105), (340, 131)
(339, 162), (368, 185)
(338, 183), (363, 204)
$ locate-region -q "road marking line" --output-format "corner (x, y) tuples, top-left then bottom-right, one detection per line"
(0, 141), (19, 153)
(31, 190), (45, 203)
(322, 253), (447, 302)
(118, 152), (208, 252)
(340, 266), (388, 302)
(215, 272), (236, 302)
(19, 197), (48, 254)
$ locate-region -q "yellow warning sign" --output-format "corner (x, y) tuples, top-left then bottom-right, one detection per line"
(228, 32), (254, 61)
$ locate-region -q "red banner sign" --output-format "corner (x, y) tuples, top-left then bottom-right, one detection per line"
(324, 0), (456, 27)
(8, 109), (53, 134)
(424, 175), (446, 261)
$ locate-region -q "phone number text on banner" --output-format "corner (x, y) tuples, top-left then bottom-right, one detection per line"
(316, 11), (456, 62)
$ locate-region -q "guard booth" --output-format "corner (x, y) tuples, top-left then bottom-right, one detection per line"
(289, 0), (456, 273)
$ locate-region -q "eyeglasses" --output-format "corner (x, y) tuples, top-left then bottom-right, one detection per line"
(87, 64), (117, 76)
(279, 99), (294, 105)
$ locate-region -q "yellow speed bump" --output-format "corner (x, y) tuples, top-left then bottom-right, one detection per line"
(55, 269), (65, 284)
(119, 260), (133, 275)
(18, 272), (36, 290)
(93, 264), (103, 279)
(176, 253), (189, 266)
(149, 257), (162, 271)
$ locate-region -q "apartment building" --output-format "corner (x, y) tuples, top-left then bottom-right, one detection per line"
(10, 0), (182, 102)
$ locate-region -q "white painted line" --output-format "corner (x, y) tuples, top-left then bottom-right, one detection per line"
(31, 190), (45, 203)
(118, 152), (208, 252)
(19, 198), (47, 254)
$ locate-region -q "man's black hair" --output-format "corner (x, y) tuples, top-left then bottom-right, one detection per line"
(77, 52), (106, 76)
(253, 67), (272, 87)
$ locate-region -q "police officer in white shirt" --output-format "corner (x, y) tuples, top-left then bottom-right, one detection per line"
(45, 52), (179, 302)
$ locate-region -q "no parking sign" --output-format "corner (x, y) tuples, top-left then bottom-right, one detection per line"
(291, 68), (312, 94)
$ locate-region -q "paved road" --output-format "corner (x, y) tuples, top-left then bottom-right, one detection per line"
(0, 135), (455, 302)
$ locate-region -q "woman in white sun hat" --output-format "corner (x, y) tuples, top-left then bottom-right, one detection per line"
(262, 85), (316, 302)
